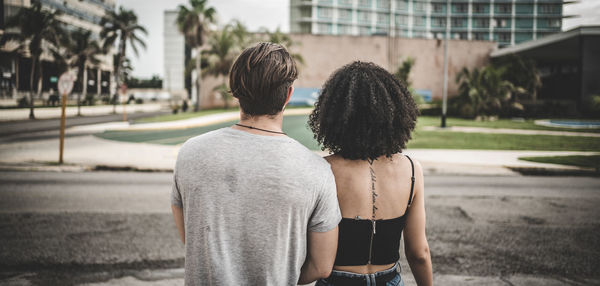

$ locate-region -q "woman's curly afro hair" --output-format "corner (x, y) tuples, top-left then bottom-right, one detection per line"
(308, 61), (419, 161)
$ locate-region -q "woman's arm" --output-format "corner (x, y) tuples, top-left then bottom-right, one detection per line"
(403, 160), (433, 285)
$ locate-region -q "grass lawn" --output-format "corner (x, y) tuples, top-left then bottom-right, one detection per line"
(134, 108), (240, 123)
(519, 155), (600, 171)
(417, 116), (600, 133)
(97, 114), (600, 152)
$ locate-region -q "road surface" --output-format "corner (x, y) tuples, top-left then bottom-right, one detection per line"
(0, 171), (598, 285)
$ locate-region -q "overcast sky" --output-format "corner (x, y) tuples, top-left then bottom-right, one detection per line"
(117, 0), (599, 78)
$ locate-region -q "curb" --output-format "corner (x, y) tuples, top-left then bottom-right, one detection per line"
(507, 166), (599, 177)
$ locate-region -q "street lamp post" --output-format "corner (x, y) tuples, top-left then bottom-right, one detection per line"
(441, 0), (451, 128)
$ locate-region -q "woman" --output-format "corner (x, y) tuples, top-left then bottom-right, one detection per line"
(309, 61), (433, 286)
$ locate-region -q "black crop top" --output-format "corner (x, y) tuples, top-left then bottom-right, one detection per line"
(334, 155), (415, 266)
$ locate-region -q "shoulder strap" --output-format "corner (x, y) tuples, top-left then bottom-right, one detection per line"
(405, 155), (415, 207)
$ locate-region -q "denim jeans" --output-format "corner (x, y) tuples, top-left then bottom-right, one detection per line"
(315, 262), (404, 286)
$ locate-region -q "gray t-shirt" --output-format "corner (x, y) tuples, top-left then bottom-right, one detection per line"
(171, 127), (341, 286)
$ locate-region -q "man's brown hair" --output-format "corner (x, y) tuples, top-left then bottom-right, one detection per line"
(229, 42), (298, 116)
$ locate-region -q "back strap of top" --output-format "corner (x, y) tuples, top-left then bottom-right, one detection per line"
(405, 155), (415, 207)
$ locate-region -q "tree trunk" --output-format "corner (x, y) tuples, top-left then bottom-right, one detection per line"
(195, 46), (202, 112)
(113, 37), (126, 114)
(77, 64), (84, 116)
(223, 78), (228, 110)
(29, 56), (37, 119)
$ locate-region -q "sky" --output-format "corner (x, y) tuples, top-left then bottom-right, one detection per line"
(117, 0), (599, 79)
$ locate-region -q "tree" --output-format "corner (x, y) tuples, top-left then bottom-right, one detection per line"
(62, 29), (103, 115)
(264, 27), (304, 65)
(493, 55), (542, 116)
(455, 66), (519, 118)
(394, 57), (415, 88)
(177, 0), (216, 111)
(203, 22), (249, 109)
(100, 7), (147, 112)
(1, 2), (63, 119)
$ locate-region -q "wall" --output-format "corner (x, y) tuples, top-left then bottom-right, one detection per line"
(288, 34), (496, 99)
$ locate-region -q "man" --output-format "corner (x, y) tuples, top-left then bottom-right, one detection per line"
(171, 42), (341, 285)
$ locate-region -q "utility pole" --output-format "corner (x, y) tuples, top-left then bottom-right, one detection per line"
(441, 0), (451, 128)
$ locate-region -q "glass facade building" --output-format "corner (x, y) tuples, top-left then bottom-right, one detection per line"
(290, 0), (565, 47)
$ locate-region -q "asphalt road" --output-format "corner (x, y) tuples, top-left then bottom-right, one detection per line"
(0, 171), (599, 285)
(0, 111), (168, 142)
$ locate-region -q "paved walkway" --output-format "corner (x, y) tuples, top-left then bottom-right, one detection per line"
(0, 103), (164, 121)
(422, 125), (600, 137)
(1, 109), (597, 175)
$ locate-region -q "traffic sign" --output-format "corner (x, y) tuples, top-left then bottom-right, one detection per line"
(58, 71), (76, 95)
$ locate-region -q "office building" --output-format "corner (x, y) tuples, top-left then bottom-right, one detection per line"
(290, 0), (566, 47)
(163, 10), (186, 98)
(0, 0), (116, 98)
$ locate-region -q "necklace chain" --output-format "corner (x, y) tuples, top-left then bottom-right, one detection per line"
(235, 123), (286, 135)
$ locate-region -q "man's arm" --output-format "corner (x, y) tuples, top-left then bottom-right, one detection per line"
(298, 227), (338, 285)
(171, 205), (185, 244)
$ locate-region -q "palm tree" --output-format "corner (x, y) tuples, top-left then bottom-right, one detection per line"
(204, 26), (237, 108)
(455, 66), (517, 118)
(100, 7), (147, 112)
(494, 55), (541, 116)
(264, 27), (304, 65)
(394, 57), (415, 88)
(177, 0), (216, 111)
(1, 2), (63, 119)
(62, 29), (103, 115)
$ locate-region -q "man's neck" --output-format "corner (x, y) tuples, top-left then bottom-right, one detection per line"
(232, 112), (285, 136)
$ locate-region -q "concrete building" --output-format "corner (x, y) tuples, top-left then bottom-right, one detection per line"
(290, 0), (566, 47)
(0, 0), (115, 100)
(163, 10), (187, 100)
(491, 25), (600, 111)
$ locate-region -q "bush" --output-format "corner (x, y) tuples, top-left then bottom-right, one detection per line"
(135, 98), (144, 104)
(582, 95), (600, 118)
(17, 96), (29, 108)
(83, 94), (96, 106)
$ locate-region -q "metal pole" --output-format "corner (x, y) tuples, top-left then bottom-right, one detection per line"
(441, 0), (450, 128)
(59, 92), (67, 164)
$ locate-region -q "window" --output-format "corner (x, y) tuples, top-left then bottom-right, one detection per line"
(454, 4), (467, 13)
(432, 17), (446, 27)
(432, 3), (444, 13)
(395, 15), (408, 26)
(496, 4), (511, 14)
(473, 4), (487, 14)
(318, 7), (333, 18)
(318, 23), (333, 34)
(338, 9), (353, 22)
(338, 24), (353, 35)
(475, 18), (489, 28)
(413, 16), (426, 27)
(413, 2), (426, 12)
(377, 0), (390, 9)
(359, 26), (371, 35)
(494, 18), (508, 28)
(539, 4), (559, 14)
(358, 0), (371, 8)
(547, 19), (560, 28)
(497, 33), (511, 42)
(395, 0), (408, 11)
(375, 27), (389, 34)
(473, 33), (487, 40)
(357, 11), (371, 22)
(451, 18), (464, 27)
(377, 13), (389, 24)
(338, 0), (353, 7)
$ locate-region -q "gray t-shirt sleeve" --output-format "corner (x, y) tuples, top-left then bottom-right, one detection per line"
(171, 173), (183, 208)
(308, 170), (341, 232)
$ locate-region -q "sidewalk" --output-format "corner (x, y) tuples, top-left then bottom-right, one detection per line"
(422, 125), (600, 137)
(0, 103), (164, 121)
(1, 109), (597, 175)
